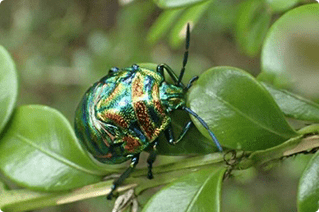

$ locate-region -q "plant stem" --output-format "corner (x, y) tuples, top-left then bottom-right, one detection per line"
(2, 129), (319, 212)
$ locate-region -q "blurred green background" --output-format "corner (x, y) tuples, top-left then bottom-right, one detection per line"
(0, 0), (315, 211)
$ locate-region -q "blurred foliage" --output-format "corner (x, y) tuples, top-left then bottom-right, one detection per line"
(0, 0), (266, 122)
(0, 0), (318, 211)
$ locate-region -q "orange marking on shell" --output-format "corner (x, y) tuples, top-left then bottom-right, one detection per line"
(151, 84), (165, 115)
(103, 129), (115, 142)
(100, 137), (110, 147)
(103, 112), (128, 128)
(96, 153), (113, 158)
(153, 128), (162, 138)
(132, 75), (144, 98)
(123, 136), (141, 152)
(154, 100), (165, 115)
(134, 101), (155, 140)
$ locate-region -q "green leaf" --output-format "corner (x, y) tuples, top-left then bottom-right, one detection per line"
(153, 0), (210, 9)
(169, 0), (212, 49)
(187, 66), (297, 150)
(0, 105), (121, 191)
(262, 82), (319, 122)
(235, 0), (271, 57)
(147, 8), (184, 45)
(259, 4), (319, 98)
(298, 152), (319, 212)
(142, 167), (226, 212)
(266, 0), (299, 13)
(0, 46), (18, 134)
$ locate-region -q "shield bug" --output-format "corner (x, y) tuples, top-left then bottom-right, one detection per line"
(74, 24), (223, 199)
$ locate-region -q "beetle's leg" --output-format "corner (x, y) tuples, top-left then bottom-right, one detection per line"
(107, 154), (140, 200)
(147, 139), (158, 179)
(164, 121), (193, 145)
(156, 64), (165, 79)
(177, 23), (190, 86)
(183, 106), (223, 152)
(186, 76), (199, 90)
(156, 64), (186, 88)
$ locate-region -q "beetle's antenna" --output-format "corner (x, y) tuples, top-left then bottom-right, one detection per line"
(177, 23), (190, 86)
(183, 107), (223, 152)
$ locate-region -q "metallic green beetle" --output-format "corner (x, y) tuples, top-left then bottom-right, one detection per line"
(74, 24), (223, 199)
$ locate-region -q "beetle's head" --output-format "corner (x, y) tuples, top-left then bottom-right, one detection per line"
(159, 82), (186, 112)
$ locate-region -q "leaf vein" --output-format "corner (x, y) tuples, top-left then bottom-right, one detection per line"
(16, 134), (102, 176)
(185, 171), (217, 212)
(204, 89), (293, 138)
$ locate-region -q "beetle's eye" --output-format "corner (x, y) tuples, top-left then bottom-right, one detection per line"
(132, 64), (139, 71)
(109, 67), (120, 74)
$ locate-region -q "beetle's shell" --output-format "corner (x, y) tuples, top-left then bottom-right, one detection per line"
(75, 66), (171, 164)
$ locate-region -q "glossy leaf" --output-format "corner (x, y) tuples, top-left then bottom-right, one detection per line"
(153, 0), (210, 9)
(259, 4), (319, 98)
(138, 63), (218, 154)
(169, 1), (212, 48)
(0, 105), (119, 191)
(147, 8), (184, 45)
(266, 0), (299, 12)
(143, 167), (226, 212)
(0, 46), (18, 134)
(262, 82), (319, 122)
(298, 152), (319, 212)
(236, 0), (271, 57)
(187, 66), (297, 150)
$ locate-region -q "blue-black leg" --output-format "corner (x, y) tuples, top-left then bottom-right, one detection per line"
(156, 64), (186, 88)
(164, 106), (223, 152)
(156, 64), (165, 79)
(183, 107), (223, 152)
(186, 76), (199, 90)
(107, 154), (140, 200)
(164, 121), (193, 145)
(147, 139), (158, 179)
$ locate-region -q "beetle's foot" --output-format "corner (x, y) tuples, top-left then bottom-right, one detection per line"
(147, 150), (156, 180)
(107, 191), (119, 200)
(107, 184), (117, 200)
(147, 171), (153, 179)
(107, 192), (113, 200)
